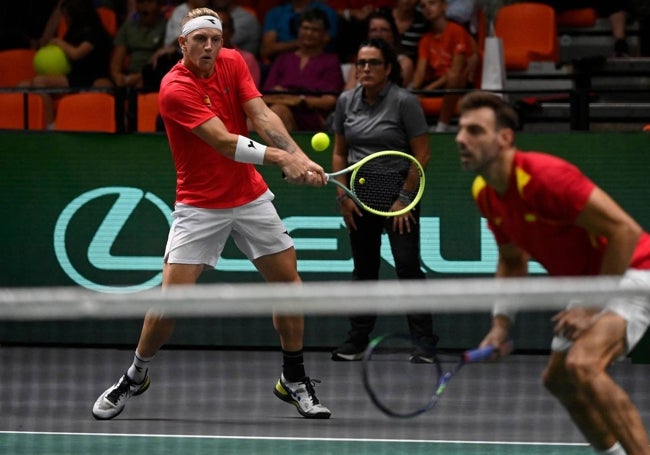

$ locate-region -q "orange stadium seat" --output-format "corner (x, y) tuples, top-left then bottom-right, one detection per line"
(0, 49), (37, 87)
(419, 97), (446, 117)
(54, 93), (117, 133)
(0, 93), (45, 130)
(137, 92), (159, 132)
(494, 3), (559, 71)
(96, 7), (119, 37)
(57, 6), (118, 38)
(557, 8), (597, 28)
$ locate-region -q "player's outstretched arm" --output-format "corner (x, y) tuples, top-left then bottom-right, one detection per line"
(243, 97), (326, 185)
(191, 101), (325, 186)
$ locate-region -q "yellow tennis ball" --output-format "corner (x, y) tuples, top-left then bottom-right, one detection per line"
(33, 44), (71, 76)
(311, 132), (330, 152)
(359, 177), (365, 184)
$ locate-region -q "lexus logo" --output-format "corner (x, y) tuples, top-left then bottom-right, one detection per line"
(53, 187), (172, 293)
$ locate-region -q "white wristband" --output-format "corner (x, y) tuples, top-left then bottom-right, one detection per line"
(235, 135), (266, 165)
(492, 299), (516, 323)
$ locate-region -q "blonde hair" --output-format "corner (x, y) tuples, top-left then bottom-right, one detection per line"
(182, 7), (220, 27)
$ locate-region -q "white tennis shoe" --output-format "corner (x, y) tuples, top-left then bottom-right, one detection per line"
(274, 374), (331, 419)
(92, 373), (150, 420)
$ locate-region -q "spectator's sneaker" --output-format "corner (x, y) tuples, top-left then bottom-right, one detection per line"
(92, 373), (150, 420)
(614, 39), (630, 57)
(409, 347), (435, 364)
(274, 374), (331, 419)
(331, 339), (367, 361)
(409, 336), (439, 364)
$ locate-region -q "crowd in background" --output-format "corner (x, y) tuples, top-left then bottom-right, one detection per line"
(0, 0), (648, 132)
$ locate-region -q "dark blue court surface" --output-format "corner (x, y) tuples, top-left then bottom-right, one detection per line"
(1, 348), (648, 454)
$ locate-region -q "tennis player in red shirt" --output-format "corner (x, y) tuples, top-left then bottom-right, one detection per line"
(93, 7), (331, 421)
(456, 91), (650, 454)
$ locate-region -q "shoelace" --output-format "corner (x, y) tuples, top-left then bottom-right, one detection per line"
(301, 378), (321, 405)
(106, 377), (131, 405)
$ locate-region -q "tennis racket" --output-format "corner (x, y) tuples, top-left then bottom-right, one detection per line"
(329, 150), (425, 217)
(361, 333), (496, 418)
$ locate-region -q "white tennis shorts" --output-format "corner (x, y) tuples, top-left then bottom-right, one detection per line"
(164, 189), (294, 268)
(551, 269), (650, 355)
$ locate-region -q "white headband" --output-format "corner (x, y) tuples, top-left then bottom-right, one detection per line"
(181, 15), (223, 37)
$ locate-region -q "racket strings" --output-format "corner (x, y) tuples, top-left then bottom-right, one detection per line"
(352, 156), (422, 213)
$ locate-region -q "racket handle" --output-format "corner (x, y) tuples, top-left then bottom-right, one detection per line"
(463, 345), (496, 363)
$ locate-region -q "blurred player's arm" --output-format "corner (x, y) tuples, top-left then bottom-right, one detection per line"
(480, 242), (528, 356)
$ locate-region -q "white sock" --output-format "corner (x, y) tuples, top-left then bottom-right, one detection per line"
(126, 351), (153, 384)
(435, 122), (449, 132)
(594, 442), (626, 454)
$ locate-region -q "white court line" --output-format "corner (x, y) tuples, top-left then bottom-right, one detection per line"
(0, 430), (589, 447)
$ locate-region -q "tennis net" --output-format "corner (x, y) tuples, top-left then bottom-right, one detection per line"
(1, 277), (649, 455)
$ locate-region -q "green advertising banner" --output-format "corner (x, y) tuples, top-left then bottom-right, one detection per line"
(1, 131), (649, 353)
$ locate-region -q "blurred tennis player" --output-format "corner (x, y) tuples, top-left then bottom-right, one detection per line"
(92, 7), (331, 420)
(457, 91), (650, 454)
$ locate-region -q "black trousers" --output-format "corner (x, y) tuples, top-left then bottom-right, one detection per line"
(345, 205), (434, 344)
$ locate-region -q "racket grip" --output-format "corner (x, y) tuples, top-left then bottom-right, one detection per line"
(463, 345), (496, 363)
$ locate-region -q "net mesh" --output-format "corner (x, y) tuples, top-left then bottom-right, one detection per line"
(1, 277), (649, 455)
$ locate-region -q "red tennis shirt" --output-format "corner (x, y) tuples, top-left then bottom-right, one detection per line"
(472, 151), (650, 275)
(159, 48), (268, 209)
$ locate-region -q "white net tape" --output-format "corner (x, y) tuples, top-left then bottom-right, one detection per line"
(1, 276), (648, 320)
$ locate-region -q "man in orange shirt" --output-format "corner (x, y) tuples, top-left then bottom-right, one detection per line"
(412, 0), (476, 132)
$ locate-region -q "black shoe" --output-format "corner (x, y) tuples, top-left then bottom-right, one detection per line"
(331, 339), (367, 361)
(409, 335), (439, 364)
(614, 39), (629, 57)
(409, 347), (436, 363)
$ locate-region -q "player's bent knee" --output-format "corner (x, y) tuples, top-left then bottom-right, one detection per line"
(542, 353), (572, 395)
(563, 352), (599, 386)
(541, 365), (564, 395)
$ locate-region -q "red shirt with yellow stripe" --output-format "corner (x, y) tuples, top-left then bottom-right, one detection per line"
(472, 151), (650, 275)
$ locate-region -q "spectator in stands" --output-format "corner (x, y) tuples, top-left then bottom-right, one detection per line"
(33, 0), (65, 50)
(411, 0), (476, 133)
(637, 0), (650, 56)
(538, 0), (634, 57)
(110, 0), (166, 88)
(18, 0), (114, 125)
(144, 0), (208, 90)
(102, 0), (135, 27)
(0, 0), (60, 50)
(216, 7), (261, 86)
(446, 0), (478, 35)
(393, 0), (428, 65)
(327, 0), (394, 63)
(210, 0), (262, 56)
(259, 0), (338, 63)
(344, 9), (415, 90)
(260, 8), (344, 132)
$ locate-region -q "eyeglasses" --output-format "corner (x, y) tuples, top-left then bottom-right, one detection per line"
(355, 59), (385, 69)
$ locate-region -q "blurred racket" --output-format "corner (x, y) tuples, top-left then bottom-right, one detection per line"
(361, 333), (496, 418)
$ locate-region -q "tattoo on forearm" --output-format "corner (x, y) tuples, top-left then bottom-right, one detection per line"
(265, 129), (296, 154)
